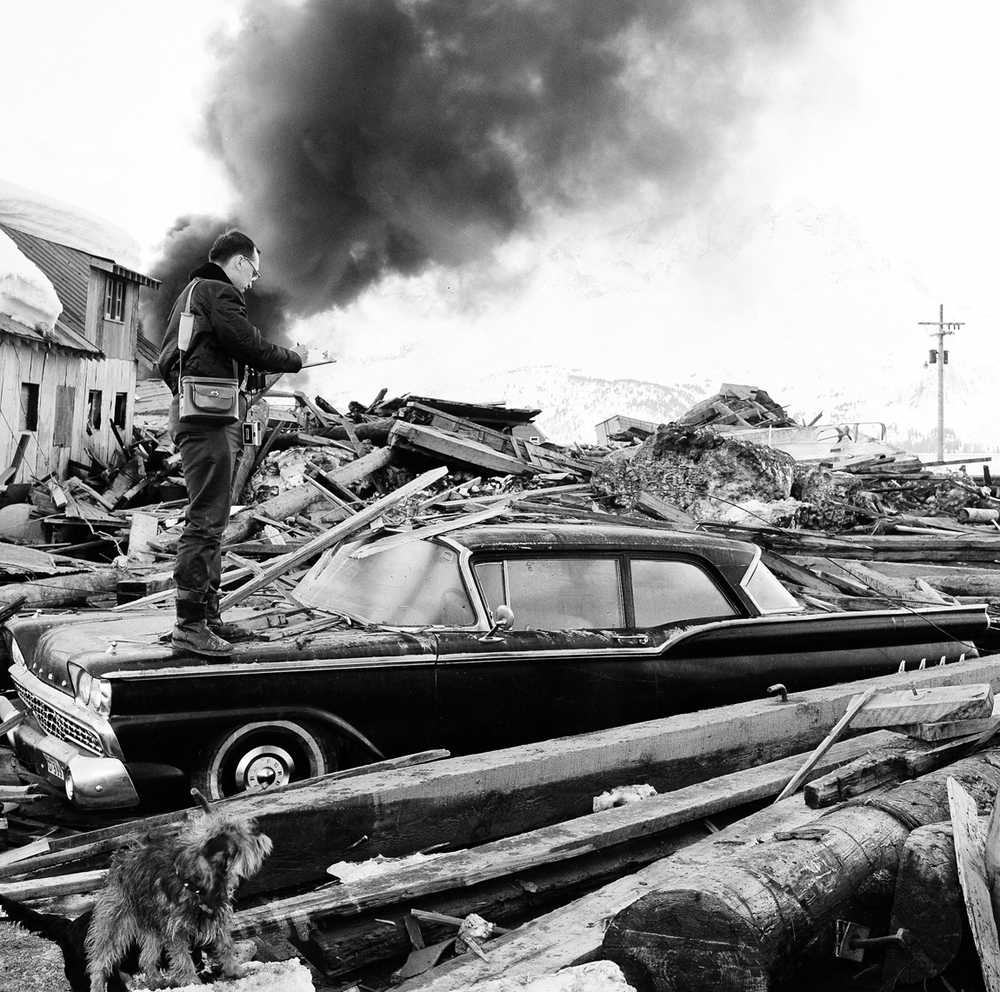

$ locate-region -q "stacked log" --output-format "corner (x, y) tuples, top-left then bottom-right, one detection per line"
(602, 749), (1000, 992)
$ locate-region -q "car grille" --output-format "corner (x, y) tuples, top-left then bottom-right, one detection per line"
(19, 687), (103, 755)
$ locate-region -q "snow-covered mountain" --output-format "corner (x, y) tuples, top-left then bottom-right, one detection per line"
(463, 367), (715, 444)
(469, 365), (1000, 453)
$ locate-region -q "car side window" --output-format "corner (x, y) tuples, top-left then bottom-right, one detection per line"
(630, 558), (738, 627)
(475, 557), (625, 630)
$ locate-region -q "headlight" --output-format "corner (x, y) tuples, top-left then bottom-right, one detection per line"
(68, 663), (112, 717)
(77, 670), (93, 707)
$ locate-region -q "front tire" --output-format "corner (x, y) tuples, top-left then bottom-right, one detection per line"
(191, 720), (337, 799)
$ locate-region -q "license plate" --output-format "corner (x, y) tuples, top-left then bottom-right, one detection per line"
(45, 757), (64, 781)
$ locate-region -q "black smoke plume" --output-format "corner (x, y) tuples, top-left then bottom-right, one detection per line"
(145, 215), (290, 343)
(145, 0), (810, 341)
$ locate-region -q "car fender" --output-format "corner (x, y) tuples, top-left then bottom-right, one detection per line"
(112, 706), (386, 760)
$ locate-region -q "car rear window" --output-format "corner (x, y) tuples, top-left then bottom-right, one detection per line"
(630, 558), (737, 627)
(743, 561), (803, 614)
(475, 557), (625, 630)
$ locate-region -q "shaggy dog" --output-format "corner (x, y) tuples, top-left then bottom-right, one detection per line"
(85, 810), (272, 991)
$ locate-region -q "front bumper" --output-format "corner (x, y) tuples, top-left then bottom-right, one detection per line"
(0, 694), (139, 809)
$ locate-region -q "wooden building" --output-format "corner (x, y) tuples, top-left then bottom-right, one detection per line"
(0, 223), (159, 482)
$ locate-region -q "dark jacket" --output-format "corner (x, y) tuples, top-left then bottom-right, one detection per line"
(158, 262), (302, 394)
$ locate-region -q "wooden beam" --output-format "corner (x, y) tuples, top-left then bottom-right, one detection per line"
(350, 502), (515, 560)
(0, 868), (107, 902)
(222, 466), (448, 609)
(320, 446), (393, 488)
(599, 752), (1000, 992)
(232, 730), (897, 936)
(389, 421), (534, 476)
(948, 777), (1000, 992)
(393, 797), (838, 991)
(11, 657), (1000, 900)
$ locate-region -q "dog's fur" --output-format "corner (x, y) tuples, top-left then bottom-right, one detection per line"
(85, 811), (272, 991)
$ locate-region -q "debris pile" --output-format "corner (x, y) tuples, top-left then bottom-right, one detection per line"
(593, 423), (800, 526)
(0, 377), (996, 629)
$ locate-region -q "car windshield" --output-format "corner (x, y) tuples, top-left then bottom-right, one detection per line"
(294, 539), (477, 626)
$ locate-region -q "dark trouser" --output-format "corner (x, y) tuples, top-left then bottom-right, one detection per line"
(169, 397), (243, 623)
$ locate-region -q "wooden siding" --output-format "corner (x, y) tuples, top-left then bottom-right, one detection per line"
(82, 357), (136, 465)
(0, 339), (93, 482)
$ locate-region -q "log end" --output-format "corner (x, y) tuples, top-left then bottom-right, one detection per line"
(602, 889), (771, 992)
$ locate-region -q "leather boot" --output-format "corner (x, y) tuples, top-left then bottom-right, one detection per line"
(173, 596), (233, 657)
(205, 590), (255, 643)
(172, 620), (233, 657)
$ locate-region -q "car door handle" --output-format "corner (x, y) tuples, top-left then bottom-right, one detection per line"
(612, 633), (650, 647)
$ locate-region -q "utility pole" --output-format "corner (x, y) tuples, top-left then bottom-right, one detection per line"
(918, 304), (963, 461)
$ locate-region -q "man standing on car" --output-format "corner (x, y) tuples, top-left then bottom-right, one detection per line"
(158, 230), (304, 657)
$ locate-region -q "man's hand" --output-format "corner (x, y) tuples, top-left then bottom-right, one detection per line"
(292, 343), (310, 367)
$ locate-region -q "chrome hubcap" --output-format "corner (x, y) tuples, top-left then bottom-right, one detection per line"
(234, 745), (295, 792)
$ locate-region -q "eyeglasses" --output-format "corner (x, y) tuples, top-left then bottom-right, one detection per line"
(241, 255), (261, 282)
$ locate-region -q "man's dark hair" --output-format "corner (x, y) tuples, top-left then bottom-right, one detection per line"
(209, 230), (258, 264)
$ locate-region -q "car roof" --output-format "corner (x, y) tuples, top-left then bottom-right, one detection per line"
(443, 521), (760, 570)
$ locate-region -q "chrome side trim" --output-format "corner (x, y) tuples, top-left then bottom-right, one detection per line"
(102, 653), (436, 681)
(437, 604), (987, 664)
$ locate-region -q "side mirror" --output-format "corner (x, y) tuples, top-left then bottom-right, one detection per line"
(480, 604), (515, 642)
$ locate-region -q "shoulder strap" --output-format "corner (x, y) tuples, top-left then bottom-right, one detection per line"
(177, 278), (200, 381)
(177, 278), (240, 385)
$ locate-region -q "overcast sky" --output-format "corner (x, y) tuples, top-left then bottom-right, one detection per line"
(2, 1), (998, 430)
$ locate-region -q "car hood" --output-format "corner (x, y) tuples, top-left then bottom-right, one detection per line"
(19, 611), (435, 689)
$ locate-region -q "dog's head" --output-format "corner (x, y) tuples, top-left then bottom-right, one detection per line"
(176, 811), (273, 909)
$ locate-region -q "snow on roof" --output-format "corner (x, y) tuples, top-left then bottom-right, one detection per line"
(0, 179), (141, 270)
(0, 227), (61, 332)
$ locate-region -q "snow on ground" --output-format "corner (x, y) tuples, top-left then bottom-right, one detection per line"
(0, 178), (141, 268)
(0, 226), (61, 330)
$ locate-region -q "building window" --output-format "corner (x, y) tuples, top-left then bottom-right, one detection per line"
(104, 275), (126, 321)
(113, 392), (128, 429)
(54, 385), (77, 446)
(88, 389), (103, 430)
(20, 383), (39, 431)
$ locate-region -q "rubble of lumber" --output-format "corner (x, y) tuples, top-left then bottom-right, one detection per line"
(601, 749), (1000, 992)
(6, 658), (1000, 895)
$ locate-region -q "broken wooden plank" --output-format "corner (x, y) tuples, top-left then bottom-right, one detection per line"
(65, 476), (117, 513)
(948, 777), (1000, 992)
(225, 466), (448, 609)
(850, 684), (994, 729)
(0, 542), (62, 577)
(392, 799), (852, 991)
(792, 556), (954, 605)
(126, 512), (158, 564)
(0, 568), (122, 610)
(634, 492), (697, 529)
(389, 421), (534, 476)
(804, 736), (915, 807)
(350, 502), (516, 559)
(0, 867), (107, 902)
(232, 729), (898, 936)
(774, 687), (875, 801)
(0, 433), (31, 488)
(901, 715), (1000, 741)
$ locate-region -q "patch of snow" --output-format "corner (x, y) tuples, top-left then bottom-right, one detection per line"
(132, 958), (313, 992)
(593, 783), (657, 813)
(0, 178), (142, 269)
(0, 227), (61, 330)
(326, 850), (445, 883)
(474, 960), (637, 992)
